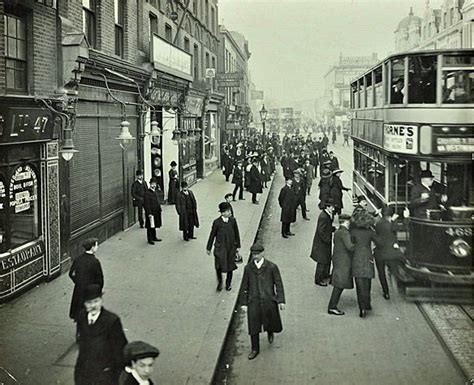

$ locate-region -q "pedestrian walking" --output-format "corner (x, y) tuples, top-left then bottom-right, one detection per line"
(330, 169), (351, 215)
(278, 178), (297, 238)
(74, 284), (128, 385)
(239, 243), (286, 360)
(374, 206), (402, 300)
(167, 161), (179, 204)
(329, 151), (339, 171)
(303, 159), (314, 195)
(131, 170), (148, 228)
(224, 193), (235, 217)
(206, 202), (241, 292)
(292, 169), (309, 220)
(350, 210), (376, 318)
(119, 341), (160, 385)
(318, 168), (332, 209)
(175, 181), (199, 241)
(310, 198), (335, 286)
(332, 128), (337, 144)
(144, 177), (162, 245)
(69, 238), (104, 322)
(248, 157), (263, 204)
(261, 154), (272, 188)
(328, 214), (355, 315)
(343, 129), (350, 146)
(223, 146), (234, 182)
(231, 160), (245, 201)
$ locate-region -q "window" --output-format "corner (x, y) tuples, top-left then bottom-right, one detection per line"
(211, 56), (216, 69)
(365, 73), (373, 108)
(146, 0), (159, 7)
(205, 0), (209, 26)
(358, 81), (365, 108)
(211, 7), (215, 34)
(114, 0), (124, 57)
(390, 58), (405, 104)
(4, 14), (27, 93)
(193, 0), (197, 15)
(149, 12), (158, 38)
(193, 44), (199, 80)
(205, 52), (210, 69)
(351, 83), (358, 109)
(408, 56), (436, 104)
(374, 67), (383, 106)
(184, 37), (190, 53)
(442, 55), (474, 104)
(83, 0), (96, 48)
(165, 23), (172, 42)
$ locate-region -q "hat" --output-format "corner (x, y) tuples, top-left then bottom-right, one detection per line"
(293, 169), (301, 175)
(420, 169), (434, 179)
(321, 169), (332, 178)
(149, 177), (158, 184)
(250, 243), (264, 253)
(332, 169), (343, 175)
(136, 170), (144, 176)
(124, 341), (160, 363)
(324, 198), (335, 207)
(170, 161), (177, 167)
(181, 181), (188, 188)
(356, 195), (367, 203)
(218, 202), (232, 213)
(323, 160), (332, 166)
(339, 214), (351, 221)
(83, 284), (103, 302)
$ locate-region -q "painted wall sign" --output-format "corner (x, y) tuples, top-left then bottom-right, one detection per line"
(0, 241), (45, 271)
(9, 165), (38, 213)
(383, 124), (418, 154)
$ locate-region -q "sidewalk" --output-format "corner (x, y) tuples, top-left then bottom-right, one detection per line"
(0, 169), (274, 385)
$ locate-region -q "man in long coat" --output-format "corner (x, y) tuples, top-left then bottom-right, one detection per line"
(231, 160), (245, 201)
(409, 169), (447, 218)
(239, 243), (285, 360)
(292, 169), (309, 221)
(206, 202), (241, 291)
(278, 178), (297, 238)
(310, 198), (335, 286)
(69, 238), (104, 322)
(248, 157), (263, 204)
(329, 169), (351, 215)
(131, 170), (148, 228)
(328, 214), (354, 315)
(144, 177), (163, 245)
(175, 181), (199, 241)
(75, 284), (128, 385)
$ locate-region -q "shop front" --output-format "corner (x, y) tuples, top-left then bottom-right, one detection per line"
(203, 93), (224, 176)
(0, 97), (61, 301)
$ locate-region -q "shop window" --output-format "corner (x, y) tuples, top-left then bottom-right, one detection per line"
(82, 0), (96, 48)
(114, 0), (125, 57)
(408, 55), (436, 104)
(4, 14), (27, 94)
(390, 58), (405, 104)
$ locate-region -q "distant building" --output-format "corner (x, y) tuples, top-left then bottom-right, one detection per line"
(394, 1), (474, 52)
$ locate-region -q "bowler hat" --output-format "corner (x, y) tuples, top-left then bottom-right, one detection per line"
(124, 341), (160, 363)
(321, 169), (332, 178)
(83, 284), (102, 302)
(181, 181), (188, 189)
(324, 198), (335, 207)
(250, 243), (264, 253)
(170, 161), (177, 167)
(150, 177), (158, 184)
(323, 160), (332, 166)
(218, 202), (232, 213)
(356, 195), (367, 203)
(420, 169), (434, 179)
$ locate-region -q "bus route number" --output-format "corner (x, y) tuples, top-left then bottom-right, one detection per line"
(445, 227), (472, 237)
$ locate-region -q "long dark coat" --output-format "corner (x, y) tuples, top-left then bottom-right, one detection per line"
(175, 190), (199, 231)
(351, 227), (375, 278)
(75, 308), (128, 385)
(318, 177), (331, 207)
(329, 156), (339, 171)
(231, 165), (245, 185)
(310, 210), (334, 264)
(144, 188), (162, 229)
(278, 185), (297, 223)
(69, 252), (104, 320)
(167, 168), (179, 204)
(330, 174), (349, 210)
(331, 226), (355, 289)
(248, 165), (263, 194)
(374, 218), (403, 261)
(261, 159), (271, 182)
(206, 217), (241, 272)
(131, 180), (148, 206)
(409, 183), (439, 218)
(239, 259), (285, 335)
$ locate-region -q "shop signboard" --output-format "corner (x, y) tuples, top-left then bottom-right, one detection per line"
(216, 72), (244, 81)
(153, 36), (192, 81)
(0, 241), (45, 271)
(383, 124), (418, 154)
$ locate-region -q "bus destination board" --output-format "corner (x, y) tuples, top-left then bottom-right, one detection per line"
(435, 137), (474, 153)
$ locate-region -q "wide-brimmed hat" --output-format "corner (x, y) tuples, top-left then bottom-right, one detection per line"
(332, 169), (344, 175)
(321, 169), (332, 178)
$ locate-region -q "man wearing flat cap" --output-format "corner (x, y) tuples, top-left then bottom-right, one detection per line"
(75, 284), (128, 385)
(239, 243), (285, 360)
(409, 169), (447, 218)
(206, 202), (241, 291)
(119, 341), (160, 385)
(175, 181), (199, 241)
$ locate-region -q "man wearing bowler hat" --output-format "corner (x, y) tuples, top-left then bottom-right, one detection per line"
(409, 169), (447, 218)
(175, 181), (199, 241)
(144, 177), (163, 245)
(75, 284), (128, 385)
(239, 243), (285, 360)
(119, 341), (160, 385)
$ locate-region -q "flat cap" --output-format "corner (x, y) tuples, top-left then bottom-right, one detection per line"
(250, 243), (264, 253)
(124, 341), (160, 363)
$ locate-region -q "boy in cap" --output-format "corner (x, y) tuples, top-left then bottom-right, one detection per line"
(75, 284), (128, 385)
(206, 202), (241, 291)
(240, 243), (286, 360)
(119, 341), (160, 385)
(231, 159), (245, 201)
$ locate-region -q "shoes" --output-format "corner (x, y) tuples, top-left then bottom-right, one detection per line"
(303, 217), (310, 221)
(239, 198), (246, 200)
(315, 281), (328, 287)
(140, 224), (144, 228)
(225, 285), (232, 291)
(184, 238), (189, 242)
(216, 283), (223, 292)
(268, 333), (274, 344)
(359, 310), (368, 318)
(248, 350), (259, 360)
(154, 238), (162, 242)
(383, 293), (390, 300)
(190, 236), (197, 240)
(253, 201), (260, 205)
(328, 308), (345, 316)
(282, 234), (289, 239)
(232, 199), (237, 202)
(148, 241), (155, 245)
(287, 232), (295, 236)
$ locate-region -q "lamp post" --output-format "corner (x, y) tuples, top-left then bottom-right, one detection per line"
(259, 104), (267, 150)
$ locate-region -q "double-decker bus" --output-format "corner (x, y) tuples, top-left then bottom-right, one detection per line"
(350, 49), (473, 285)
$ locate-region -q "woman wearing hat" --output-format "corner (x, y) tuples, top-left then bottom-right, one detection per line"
(119, 341), (160, 385)
(167, 161), (179, 205)
(329, 169), (351, 215)
(206, 202), (241, 291)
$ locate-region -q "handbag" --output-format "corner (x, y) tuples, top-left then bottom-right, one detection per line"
(235, 251), (243, 264)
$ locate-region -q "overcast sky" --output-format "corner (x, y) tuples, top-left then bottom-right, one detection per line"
(218, 0), (440, 106)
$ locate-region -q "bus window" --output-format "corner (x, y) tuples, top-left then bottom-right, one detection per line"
(391, 58), (405, 104)
(446, 164), (472, 207)
(374, 66), (383, 107)
(359, 81), (365, 108)
(351, 83), (358, 109)
(366, 73), (373, 108)
(408, 55), (436, 104)
(442, 70), (474, 103)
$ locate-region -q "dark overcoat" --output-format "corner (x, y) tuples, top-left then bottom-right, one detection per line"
(310, 210), (334, 264)
(331, 226), (355, 289)
(231, 165), (245, 185)
(374, 218), (403, 261)
(118, 370), (154, 385)
(261, 160), (271, 182)
(329, 175), (349, 210)
(206, 217), (241, 272)
(351, 227), (375, 278)
(409, 183), (439, 218)
(329, 156), (339, 171)
(69, 252), (104, 320)
(131, 180), (148, 206)
(248, 165), (263, 194)
(318, 177), (331, 206)
(175, 190), (199, 231)
(144, 188), (162, 229)
(167, 169), (179, 204)
(75, 308), (128, 385)
(278, 185), (297, 223)
(239, 259), (285, 335)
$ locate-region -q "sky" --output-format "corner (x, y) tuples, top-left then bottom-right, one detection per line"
(218, 0), (441, 106)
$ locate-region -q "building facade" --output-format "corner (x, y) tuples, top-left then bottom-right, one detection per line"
(394, 1), (474, 52)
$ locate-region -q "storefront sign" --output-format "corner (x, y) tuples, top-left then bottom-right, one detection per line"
(216, 72), (244, 81)
(383, 124), (418, 154)
(186, 96), (204, 117)
(0, 241), (45, 271)
(153, 36), (192, 81)
(0, 175), (5, 212)
(9, 165), (38, 213)
(435, 137), (474, 153)
(0, 107), (56, 144)
(217, 81), (241, 88)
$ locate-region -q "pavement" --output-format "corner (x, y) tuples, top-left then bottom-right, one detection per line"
(0, 168), (274, 385)
(219, 141), (467, 385)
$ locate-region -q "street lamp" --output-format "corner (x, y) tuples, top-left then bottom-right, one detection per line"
(116, 120), (136, 149)
(59, 127), (79, 161)
(260, 104), (267, 149)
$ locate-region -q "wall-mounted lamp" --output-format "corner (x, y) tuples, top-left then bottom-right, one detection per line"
(116, 120), (136, 149)
(59, 127), (79, 161)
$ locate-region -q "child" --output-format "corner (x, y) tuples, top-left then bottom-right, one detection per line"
(224, 193), (235, 217)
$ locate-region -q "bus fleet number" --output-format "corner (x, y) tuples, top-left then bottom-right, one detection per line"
(445, 227), (472, 237)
